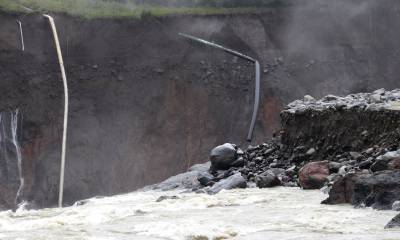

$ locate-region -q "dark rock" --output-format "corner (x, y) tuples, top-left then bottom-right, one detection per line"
(197, 172), (214, 186)
(353, 170), (400, 210)
(359, 159), (373, 169)
(213, 170), (227, 181)
(223, 169), (235, 179)
(156, 195), (179, 202)
(210, 143), (237, 171)
(207, 173), (246, 194)
(299, 161), (330, 189)
(370, 159), (390, 172)
(385, 213), (400, 229)
(231, 157), (245, 168)
(322, 172), (369, 205)
(255, 171), (281, 188)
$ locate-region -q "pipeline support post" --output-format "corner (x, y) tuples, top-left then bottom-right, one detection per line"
(43, 14), (69, 208)
(179, 33), (261, 142)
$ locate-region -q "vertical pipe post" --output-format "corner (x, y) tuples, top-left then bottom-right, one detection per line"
(246, 61), (260, 142)
(43, 14), (69, 208)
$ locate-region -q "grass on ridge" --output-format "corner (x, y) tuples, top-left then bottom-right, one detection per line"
(0, 0), (268, 19)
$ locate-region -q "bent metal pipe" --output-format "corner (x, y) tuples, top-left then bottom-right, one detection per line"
(43, 14), (69, 208)
(179, 33), (261, 142)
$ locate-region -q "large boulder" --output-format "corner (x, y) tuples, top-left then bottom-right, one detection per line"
(147, 162), (211, 191)
(149, 171), (201, 191)
(385, 213), (400, 229)
(210, 143), (237, 171)
(322, 172), (370, 205)
(207, 172), (246, 194)
(353, 170), (400, 210)
(298, 161), (330, 189)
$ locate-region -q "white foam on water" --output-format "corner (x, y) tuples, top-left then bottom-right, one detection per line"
(0, 187), (399, 240)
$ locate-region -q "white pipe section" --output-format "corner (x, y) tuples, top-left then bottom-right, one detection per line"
(43, 14), (69, 208)
(16, 20), (24, 51)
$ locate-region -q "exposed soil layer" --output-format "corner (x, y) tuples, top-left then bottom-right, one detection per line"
(280, 92), (400, 160)
(1, 0), (400, 208)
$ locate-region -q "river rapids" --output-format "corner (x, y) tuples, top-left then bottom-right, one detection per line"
(0, 187), (399, 240)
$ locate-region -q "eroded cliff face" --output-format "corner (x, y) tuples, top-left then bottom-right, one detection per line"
(0, 0), (400, 208)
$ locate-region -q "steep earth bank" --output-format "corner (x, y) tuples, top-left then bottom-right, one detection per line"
(1, 0), (400, 209)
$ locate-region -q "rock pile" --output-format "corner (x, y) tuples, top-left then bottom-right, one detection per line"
(151, 88), (400, 228)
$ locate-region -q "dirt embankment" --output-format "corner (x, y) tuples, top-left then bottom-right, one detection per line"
(1, 0), (400, 209)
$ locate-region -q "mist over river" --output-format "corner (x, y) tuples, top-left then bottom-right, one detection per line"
(0, 187), (398, 240)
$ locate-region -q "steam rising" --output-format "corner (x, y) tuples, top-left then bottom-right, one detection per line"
(273, 0), (400, 97)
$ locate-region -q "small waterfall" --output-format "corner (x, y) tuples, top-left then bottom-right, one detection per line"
(12, 109), (24, 204)
(0, 109), (24, 205)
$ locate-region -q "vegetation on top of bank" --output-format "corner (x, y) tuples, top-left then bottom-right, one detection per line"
(0, 0), (290, 19)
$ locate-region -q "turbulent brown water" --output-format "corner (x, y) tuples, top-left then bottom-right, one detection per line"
(0, 187), (399, 240)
